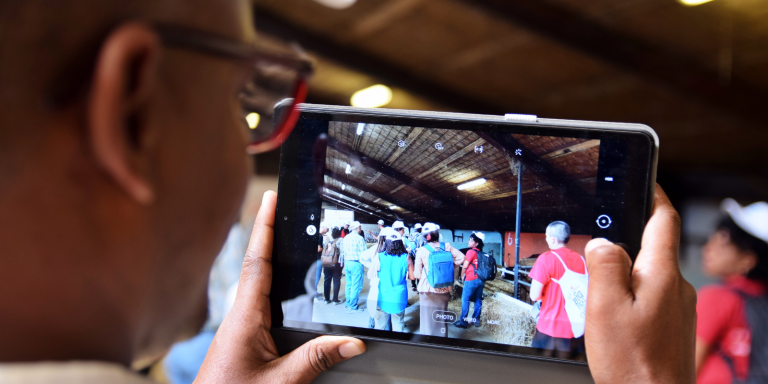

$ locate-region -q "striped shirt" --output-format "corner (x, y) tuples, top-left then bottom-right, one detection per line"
(341, 232), (367, 263)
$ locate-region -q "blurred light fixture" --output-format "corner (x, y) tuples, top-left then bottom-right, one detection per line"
(341, 184), (346, 190)
(389, 205), (397, 210)
(356, 123), (365, 135)
(314, 0), (357, 9)
(245, 113), (260, 129)
(351, 85), (392, 108)
(345, 164), (352, 174)
(677, 0), (714, 5)
(457, 178), (487, 190)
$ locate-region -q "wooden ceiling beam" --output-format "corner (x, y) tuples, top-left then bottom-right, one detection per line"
(327, 137), (461, 208)
(323, 187), (393, 217)
(540, 139), (600, 160)
(460, 0), (768, 123)
(252, 7), (505, 115)
(326, 170), (461, 228)
(476, 132), (593, 208)
(323, 185), (422, 221)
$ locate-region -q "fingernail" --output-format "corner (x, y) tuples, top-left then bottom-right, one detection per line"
(585, 238), (614, 253)
(339, 342), (363, 358)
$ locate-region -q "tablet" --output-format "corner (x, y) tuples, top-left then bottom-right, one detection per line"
(270, 104), (658, 365)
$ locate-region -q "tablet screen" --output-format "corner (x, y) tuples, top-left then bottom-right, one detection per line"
(272, 108), (655, 363)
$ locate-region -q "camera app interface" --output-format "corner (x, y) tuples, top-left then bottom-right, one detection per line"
(285, 120), (611, 360)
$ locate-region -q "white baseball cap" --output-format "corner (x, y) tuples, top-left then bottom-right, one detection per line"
(472, 232), (486, 242)
(393, 220), (405, 229)
(377, 219), (385, 225)
(422, 222), (439, 233)
(349, 221), (362, 230)
(320, 221), (329, 229)
(380, 227), (402, 242)
(722, 198), (768, 243)
(414, 223), (423, 229)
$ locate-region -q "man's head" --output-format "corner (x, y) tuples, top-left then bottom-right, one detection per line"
(349, 221), (361, 235)
(414, 223), (422, 233)
(545, 221), (571, 250)
(377, 219), (384, 229)
(320, 222), (329, 235)
(0, 0), (256, 365)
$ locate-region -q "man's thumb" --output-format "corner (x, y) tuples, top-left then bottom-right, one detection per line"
(585, 238), (634, 309)
(272, 336), (366, 384)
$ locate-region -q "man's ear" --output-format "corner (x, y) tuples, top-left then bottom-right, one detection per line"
(87, 22), (161, 204)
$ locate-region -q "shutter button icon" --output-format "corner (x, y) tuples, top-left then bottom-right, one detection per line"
(596, 215), (612, 229)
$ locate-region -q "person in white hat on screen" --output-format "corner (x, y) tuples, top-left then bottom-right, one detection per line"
(392, 220), (411, 252)
(412, 222), (465, 337)
(454, 232), (487, 329)
(365, 219), (386, 243)
(341, 221), (366, 313)
(373, 227), (410, 331)
(695, 199), (768, 383)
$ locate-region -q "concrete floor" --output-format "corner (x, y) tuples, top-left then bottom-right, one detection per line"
(312, 268), (508, 341)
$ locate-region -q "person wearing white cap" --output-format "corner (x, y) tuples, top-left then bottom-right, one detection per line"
(364, 219), (385, 243)
(454, 232), (487, 329)
(360, 229), (389, 328)
(373, 228), (410, 331)
(340, 221), (366, 313)
(695, 199), (768, 383)
(392, 220), (411, 252)
(413, 222), (465, 337)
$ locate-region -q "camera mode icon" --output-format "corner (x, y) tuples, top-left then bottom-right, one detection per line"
(596, 215), (612, 229)
(306, 225), (317, 236)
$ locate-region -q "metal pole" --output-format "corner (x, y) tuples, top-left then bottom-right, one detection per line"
(513, 162), (523, 299)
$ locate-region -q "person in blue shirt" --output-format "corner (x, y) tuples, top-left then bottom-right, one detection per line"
(374, 228), (410, 332)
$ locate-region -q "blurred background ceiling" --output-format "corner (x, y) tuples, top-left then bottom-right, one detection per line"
(251, 0), (768, 201)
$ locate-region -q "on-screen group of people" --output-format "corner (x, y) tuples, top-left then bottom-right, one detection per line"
(312, 218), (504, 337)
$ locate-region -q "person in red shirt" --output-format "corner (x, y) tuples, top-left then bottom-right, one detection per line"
(529, 221), (587, 357)
(453, 232), (486, 328)
(696, 199), (768, 384)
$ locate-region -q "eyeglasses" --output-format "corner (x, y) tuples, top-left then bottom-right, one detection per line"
(48, 23), (314, 155)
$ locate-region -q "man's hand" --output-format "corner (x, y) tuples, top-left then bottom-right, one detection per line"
(585, 185), (696, 384)
(195, 191), (365, 384)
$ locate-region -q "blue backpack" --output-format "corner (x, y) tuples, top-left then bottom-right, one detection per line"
(425, 243), (454, 289)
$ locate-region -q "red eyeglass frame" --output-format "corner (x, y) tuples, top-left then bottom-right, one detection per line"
(47, 22), (314, 155)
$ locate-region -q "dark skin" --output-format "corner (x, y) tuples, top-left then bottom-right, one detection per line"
(0, 0), (694, 381)
(0, 0), (364, 381)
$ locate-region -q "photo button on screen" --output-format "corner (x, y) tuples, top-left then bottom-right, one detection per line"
(432, 310), (457, 323)
(306, 225), (317, 236)
(596, 215), (612, 229)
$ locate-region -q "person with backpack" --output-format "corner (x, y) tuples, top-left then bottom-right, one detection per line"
(454, 232), (492, 329)
(413, 223), (465, 337)
(529, 221), (588, 358)
(374, 228), (411, 331)
(320, 227), (343, 304)
(695, 199), (768, 384)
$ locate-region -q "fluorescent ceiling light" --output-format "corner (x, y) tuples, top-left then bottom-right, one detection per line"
(351, 85), (392, 108)
(345, 164), (352, 174)
(245, 113), (260, 129)
(356, 123), (365, 135)
(314, 0), (357, 9)
(457, 178), (487, 190)
(341, 184), (346, 190)
(389, 205), (397, 210)
(677, 0), (714, 5)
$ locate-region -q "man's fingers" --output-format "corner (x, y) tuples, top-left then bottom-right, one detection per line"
(234, 191), (278, 326)
(586, 238), (634, 307)
(634, 185), (682, 273)
(271, 336), (366, 384)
